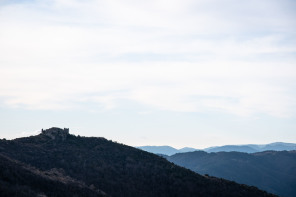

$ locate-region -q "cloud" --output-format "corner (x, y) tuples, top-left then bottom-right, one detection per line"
(0, 0), (295, 118)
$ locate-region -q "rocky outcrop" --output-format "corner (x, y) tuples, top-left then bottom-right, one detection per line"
(41, 127), (69, 140)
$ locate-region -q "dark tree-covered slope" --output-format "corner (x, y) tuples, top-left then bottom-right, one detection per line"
(0, 154), (106, 197)
(167, 151), (296, 197)
(0, 128), (277, 197)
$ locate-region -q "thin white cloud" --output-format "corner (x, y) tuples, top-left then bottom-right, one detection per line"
(0, 0), (295, 118)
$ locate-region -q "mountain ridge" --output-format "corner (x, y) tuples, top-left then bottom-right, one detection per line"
(137, 142), (296, 155)
(0, 127), (276, 197)
(166, 150), (296, 197)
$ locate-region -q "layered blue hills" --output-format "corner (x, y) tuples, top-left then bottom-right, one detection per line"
(137, 142), (296, 155)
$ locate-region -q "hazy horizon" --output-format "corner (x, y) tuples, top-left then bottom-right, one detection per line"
(3, 126), (295, 150)
(0, 0), (296, 148)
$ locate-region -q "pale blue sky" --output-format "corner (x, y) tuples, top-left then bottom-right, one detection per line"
(0, 0), (295, 148)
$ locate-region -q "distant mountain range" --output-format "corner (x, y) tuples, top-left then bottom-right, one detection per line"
(166, 150), (296, 197)
(137, 142), (296, 155)
(0, 127), (276, 197)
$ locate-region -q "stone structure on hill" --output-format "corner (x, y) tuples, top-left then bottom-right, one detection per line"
(41, 127), (69, 140)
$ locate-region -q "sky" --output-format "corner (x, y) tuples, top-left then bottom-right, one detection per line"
(0, 0), (296, 149)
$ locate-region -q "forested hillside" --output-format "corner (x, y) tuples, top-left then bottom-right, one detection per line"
(0, 128), (277, 197)
(167, 151), (296, 197)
